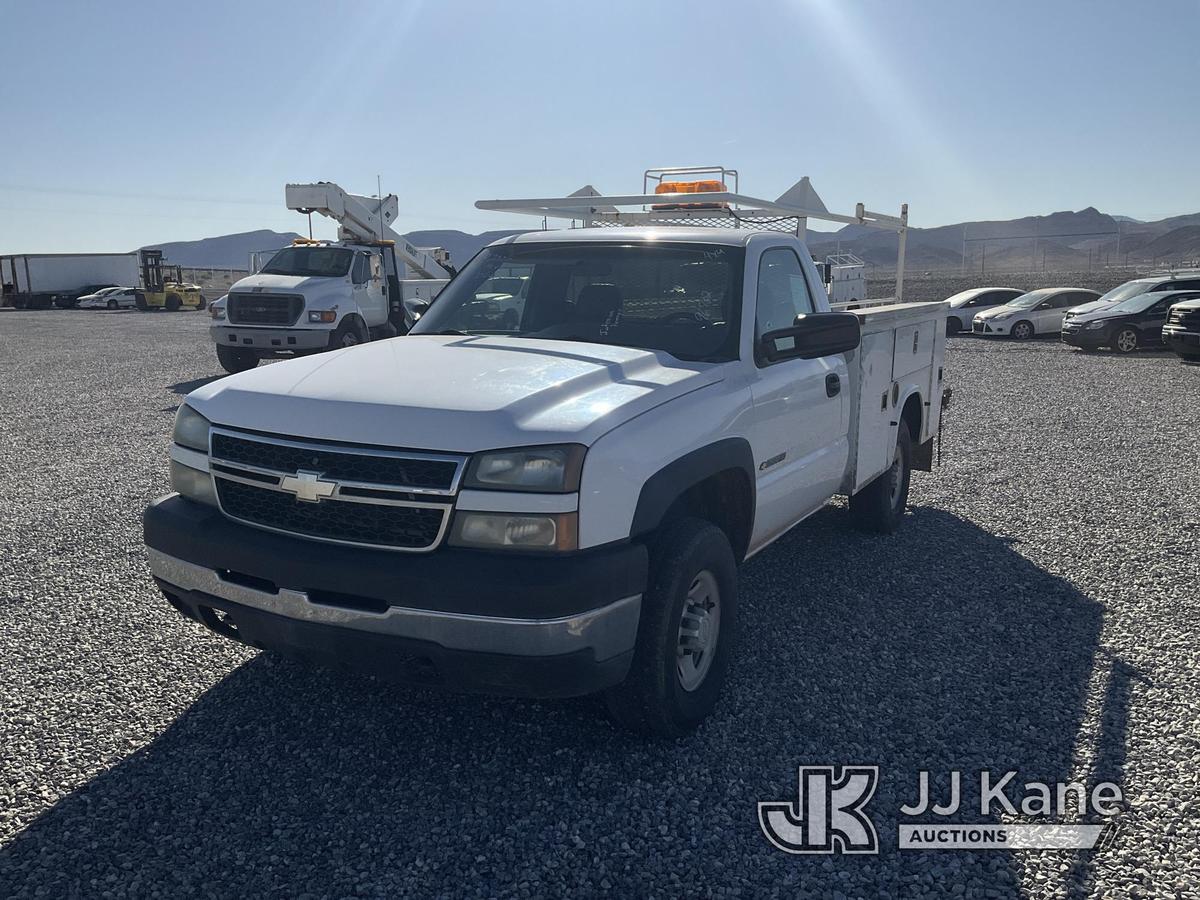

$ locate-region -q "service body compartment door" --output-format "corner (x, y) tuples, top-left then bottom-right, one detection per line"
(852, 331), (896, 492)
(892, 322), (935, 380)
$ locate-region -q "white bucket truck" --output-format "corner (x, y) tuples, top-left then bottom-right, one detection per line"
(146, 166), (945, 736)
(209, 182), (454, 373)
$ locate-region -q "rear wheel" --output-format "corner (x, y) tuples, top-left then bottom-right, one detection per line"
(1011, 320), (1034, 340)
(604, 518), (738, 737)
(1178, 352), (1200, 362)
(106, 299), (117, 310)
(1113, 326), (1139, 354)
(216, 345), (258, 374)
(849, 422), (912, 533)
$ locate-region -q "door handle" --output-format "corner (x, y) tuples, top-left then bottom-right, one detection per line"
(825, 373), (841, 398)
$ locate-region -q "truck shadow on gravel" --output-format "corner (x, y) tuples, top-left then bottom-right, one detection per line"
(0, 506), (1131, 897)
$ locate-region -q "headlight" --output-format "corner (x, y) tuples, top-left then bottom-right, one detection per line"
(308, 310), (337, 323)
(992, 312), (1012, 320)
(1085, 320), (1107, 330)
(449, 512), (578, 551)
(464, 445), (585, 492)
(170, 459), (218, 507)
(172, 404), (211, 452)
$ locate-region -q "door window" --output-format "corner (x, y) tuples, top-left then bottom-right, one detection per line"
(756, 248), (815, 336)
(351, 254), (369, 285)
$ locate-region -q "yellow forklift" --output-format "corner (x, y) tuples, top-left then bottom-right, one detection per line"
(135, 249), (205, 311)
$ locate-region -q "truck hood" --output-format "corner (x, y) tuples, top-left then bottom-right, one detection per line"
(230, 272), (344, 294)
(187, 335), (724, 452)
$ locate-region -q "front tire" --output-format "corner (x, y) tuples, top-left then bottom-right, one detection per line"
(946, 316), (962, 335)
(604, 518), (738, 737)
(329, 318), (365, 350)
(216, 345), (258, 374)
(849, 423), (912, 533)
(1011, 320), (1034, 340)
(1112, 326), (1139, 354)
(165, 293), (182, 311)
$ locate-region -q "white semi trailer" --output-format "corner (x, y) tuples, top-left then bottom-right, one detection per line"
(1, 252), (140, 309)
(208, 182), (455, 373)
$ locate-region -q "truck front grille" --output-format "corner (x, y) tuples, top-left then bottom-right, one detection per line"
(216, 480), (448, 550)
(208, 429), (466, 551)
(1167, 308), (1200, 329)
(227, 293), (303, 326)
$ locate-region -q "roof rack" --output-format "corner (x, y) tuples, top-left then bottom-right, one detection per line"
(476, 166), (910, 301)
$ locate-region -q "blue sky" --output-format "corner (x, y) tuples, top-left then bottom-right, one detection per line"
(2, 0), (1198, 253)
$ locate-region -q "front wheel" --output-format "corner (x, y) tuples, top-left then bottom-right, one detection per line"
(849, 423), (912, 533)
(216, 345), (258, 374)
(604, 518), (738, 737)
(165, 293), (182, 311)
(1112, 326), (1139, 354)
(946, 316), (962, 335)
(1010, 320), (1034, 340)
(328, 318), (365, 350)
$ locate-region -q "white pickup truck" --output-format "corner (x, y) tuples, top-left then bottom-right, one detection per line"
(145, 182), (945, 736)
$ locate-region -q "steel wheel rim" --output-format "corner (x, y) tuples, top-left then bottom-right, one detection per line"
(677, 569), (720, 692)
(888, 441), (904, 507)
(1117, 330), (1136, 352)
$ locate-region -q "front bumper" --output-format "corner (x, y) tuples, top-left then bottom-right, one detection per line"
(144, 495), (646, 697)
(211, 324), (330, 351)
(1060, 327), (1107, 348)
(972, 319), (1009, 335)
(1162, 327), (1200, 354)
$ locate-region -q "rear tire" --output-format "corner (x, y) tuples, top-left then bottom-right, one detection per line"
(1010, 320), (1034, 340)
(217, 345), (258, 374)
(106, 299), (117, 310)
(604, 518), (738, 737)
(849, 423), (912, 534)
(1112, 326), (1139, 354)
(1178, 352), (1200, 362)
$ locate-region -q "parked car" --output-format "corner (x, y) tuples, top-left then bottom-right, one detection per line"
(55, 282), (119, 309)
(972, 288), (1100, 339)
(1162, 297), (1200, 362)
(78, 286), (137, 309)
(942, 287), (1021, 335)
(1062, 290), (1200, 353)
(1063, 272), (1200, 323)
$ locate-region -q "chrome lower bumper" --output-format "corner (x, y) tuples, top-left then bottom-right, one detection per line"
(147, 548), (641, 661)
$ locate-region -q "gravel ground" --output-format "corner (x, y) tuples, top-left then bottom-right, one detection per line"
(1, 309), (1198, 898)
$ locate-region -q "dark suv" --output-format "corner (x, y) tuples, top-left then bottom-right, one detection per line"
(1162, 297), (1200, 362)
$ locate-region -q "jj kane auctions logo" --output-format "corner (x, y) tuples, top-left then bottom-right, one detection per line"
(759, 766), (1122, 853)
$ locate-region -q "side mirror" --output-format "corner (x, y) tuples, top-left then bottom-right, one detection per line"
(411, 300), (430, 316)
(759, 312), (860, 363)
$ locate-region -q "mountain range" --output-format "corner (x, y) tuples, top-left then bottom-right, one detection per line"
(145, 210), (1200, 273)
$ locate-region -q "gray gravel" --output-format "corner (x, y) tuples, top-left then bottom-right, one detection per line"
(1, 309), (1198, 898)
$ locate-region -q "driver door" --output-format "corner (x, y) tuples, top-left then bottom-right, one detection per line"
(352, 251), (388, 324)
(746, 245), (849, 548)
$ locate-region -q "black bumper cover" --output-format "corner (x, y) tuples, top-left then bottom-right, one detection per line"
(144, 495), (647, 697)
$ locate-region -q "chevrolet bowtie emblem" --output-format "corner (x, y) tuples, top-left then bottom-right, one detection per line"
(280, 470), (337, 503)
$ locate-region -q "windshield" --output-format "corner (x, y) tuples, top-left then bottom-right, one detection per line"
(1005, 289), (1056, 309)
(1109, 292), (1166, 314)
(1095, 281), (1157, 306)
(411, 241), (745, 362)
(261, 246), (352, 278)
